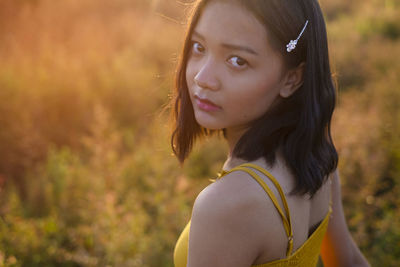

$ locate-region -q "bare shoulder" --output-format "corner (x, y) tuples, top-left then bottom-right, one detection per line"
(193, 170), (269, 220)
(187, 170), (288, 266)
(193, 169), (282, 226)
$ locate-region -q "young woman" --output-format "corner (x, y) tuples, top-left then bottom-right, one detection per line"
(170, 0), (370, 266)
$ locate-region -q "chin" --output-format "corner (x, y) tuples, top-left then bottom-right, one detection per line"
(194, 113), (224, 130)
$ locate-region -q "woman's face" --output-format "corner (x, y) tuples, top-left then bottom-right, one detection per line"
(186, 1), (286, 132)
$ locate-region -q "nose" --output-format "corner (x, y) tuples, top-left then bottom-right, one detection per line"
(193, 58), (220, 91)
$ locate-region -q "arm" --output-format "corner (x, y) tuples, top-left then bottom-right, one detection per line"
(320, 170), (370, 267)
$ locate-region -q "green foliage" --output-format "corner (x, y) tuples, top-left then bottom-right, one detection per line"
(0, 0), (399, 266)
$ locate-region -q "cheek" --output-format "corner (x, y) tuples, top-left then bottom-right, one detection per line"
(225, 77), (280, 116)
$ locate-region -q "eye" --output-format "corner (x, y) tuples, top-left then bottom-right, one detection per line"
(191, 41), (205, 54)
(227, 56), (248, 68)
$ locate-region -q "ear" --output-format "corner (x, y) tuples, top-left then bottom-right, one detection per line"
(279, 62), (306, 98)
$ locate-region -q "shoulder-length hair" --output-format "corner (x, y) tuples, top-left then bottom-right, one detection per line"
(170, 0), (338, 197)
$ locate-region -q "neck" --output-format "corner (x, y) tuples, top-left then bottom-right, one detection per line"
(225, 126), (248, 156)
(223, 125), (249, 170)
(223, 125), (276, 171)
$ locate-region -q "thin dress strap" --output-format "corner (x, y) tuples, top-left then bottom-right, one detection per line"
(215, 163), (294, 257)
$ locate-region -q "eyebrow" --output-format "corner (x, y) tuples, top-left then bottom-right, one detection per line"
(192, 30), (259, 56)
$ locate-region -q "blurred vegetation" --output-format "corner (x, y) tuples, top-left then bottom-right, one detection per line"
(0, 0), (398, 266)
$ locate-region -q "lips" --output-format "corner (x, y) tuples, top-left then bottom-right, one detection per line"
(194, 95), (221, 111)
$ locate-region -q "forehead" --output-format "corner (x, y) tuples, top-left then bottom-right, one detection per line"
(193, 1), (271, 53)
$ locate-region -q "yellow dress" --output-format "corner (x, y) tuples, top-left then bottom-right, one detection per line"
(174, 163), (332, 267)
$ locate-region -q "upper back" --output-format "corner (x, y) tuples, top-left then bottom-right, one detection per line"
(215, 157), (331, 263)
(173, 158), (332, 267)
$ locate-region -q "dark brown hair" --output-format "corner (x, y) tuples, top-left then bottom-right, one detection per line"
(170, 0), (338, 197)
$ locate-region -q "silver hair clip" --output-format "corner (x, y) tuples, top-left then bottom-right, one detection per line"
(286, 20), (309, 52)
